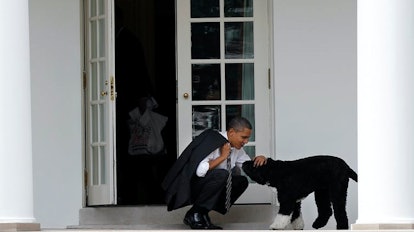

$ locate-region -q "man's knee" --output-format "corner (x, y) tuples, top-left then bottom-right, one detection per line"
(206, 169), (228, 184)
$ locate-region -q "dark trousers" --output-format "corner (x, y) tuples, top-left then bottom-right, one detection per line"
(190, 169), (248, 215)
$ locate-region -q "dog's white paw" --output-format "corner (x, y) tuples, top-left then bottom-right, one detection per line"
(291, 214), (304, 230)
(284, 223), (294, 230)
(269, 214), (291, 230)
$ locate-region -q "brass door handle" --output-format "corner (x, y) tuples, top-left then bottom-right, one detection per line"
(101, 91), (107, 96)
(183, 93), (189, 99)
(110, 76), (115, 101)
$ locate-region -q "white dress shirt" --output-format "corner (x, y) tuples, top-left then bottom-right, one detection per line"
(195, 131), (251, 177)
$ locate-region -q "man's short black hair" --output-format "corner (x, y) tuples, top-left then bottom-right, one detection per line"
(227, 116), (252, 132)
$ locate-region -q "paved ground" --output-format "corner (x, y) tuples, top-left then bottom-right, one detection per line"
(66, 222), (270, 230)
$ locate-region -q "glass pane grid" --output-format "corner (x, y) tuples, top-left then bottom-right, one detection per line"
(190, 0), (256, 144)
(89, 99), (107, 185)
(85, 0), (109, 192)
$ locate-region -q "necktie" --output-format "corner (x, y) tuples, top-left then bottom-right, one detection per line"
(225, 148), (233, 212)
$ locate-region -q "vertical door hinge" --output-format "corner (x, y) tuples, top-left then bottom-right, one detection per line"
(268, 68), (271, 89)
(83, 71), (87, 90)
(84, 169), (89, 205)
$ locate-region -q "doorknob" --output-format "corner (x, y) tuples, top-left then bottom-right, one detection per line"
(110, 76), (115, 101)
(183, 93), (189, 99)
(101, 91), (108, 96)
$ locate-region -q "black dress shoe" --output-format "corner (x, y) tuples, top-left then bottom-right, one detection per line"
(203, 213), (223, 230)
(183, 211), (208, 229)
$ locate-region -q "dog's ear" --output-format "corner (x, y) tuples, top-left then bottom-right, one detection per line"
(254, 159), (275, 186)
(242, 160), (254, 172)
(242, 160), (270, 185)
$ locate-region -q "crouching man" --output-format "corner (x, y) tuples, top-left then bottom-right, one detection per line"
(162, 116), (267, 229)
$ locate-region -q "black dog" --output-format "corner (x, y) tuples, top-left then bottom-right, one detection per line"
(242, 155), (357, 230)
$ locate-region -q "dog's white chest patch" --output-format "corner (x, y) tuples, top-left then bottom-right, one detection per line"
(296, 197), (305, 203)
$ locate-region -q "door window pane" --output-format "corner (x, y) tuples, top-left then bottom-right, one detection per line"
(99, 61), (106, 100)
(225, 22), (253, 59)
(191, 0), (219, 18)
(91, 21), (97, 58)
(100, 146), (106, 184)
(98, 19), (105, 57)
(100, 104), (106, 140)
(192, 105), (221, 138)
(226, 104), (255, 141)
(224, 0), (253, 17)
(192, 23), (220, 59)
(92, 104), (98, 141)
(192, 64), (221, 100)
(98, 0), (104, 15)
(91, 63), (98, 100)
(90, 0), (97, 17)
(225, 63), (254, 100)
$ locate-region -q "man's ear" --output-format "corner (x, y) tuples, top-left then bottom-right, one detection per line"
(227, 128), (236, 140)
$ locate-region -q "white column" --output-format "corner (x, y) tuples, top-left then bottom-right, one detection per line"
(354, 0), (414, 229)
(0, 0), (40, 231)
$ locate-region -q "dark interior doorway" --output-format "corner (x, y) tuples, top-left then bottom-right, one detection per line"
(114, 0), (177, 205)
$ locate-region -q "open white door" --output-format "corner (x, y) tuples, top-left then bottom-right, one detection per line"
(84, 0), (117, 205)
(176, 0), (273, 204)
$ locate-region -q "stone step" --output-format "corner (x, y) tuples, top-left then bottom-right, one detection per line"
(77, 204), (277, 227)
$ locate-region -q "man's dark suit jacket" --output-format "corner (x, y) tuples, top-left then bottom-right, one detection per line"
(161, 129), (228, 211)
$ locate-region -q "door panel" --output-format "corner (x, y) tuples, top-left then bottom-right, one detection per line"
(177, 0), (272, 203)
(84, 0), (117, 205)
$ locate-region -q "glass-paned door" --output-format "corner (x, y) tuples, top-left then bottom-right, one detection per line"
(84, 0), (117, 205)
(177, 0), (272, 203)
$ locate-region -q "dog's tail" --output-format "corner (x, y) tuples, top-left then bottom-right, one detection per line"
(348, 167), (358, 182)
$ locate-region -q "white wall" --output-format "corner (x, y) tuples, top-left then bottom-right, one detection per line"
(273, 0), (357, 230)
(29, 0), (82, 228)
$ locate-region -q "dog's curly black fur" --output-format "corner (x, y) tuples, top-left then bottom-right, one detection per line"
(242, 155), (357, 230)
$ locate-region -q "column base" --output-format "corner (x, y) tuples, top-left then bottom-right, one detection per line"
(352, 223), (414, 230)
(0, 223), (40, 231)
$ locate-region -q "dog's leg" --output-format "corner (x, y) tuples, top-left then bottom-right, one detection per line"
(291, 214), (304, 230)
(331, 182), (349, 229)
(290, 202), (304, 230)
(312, 189), (333, 229)
(270, 213), (292, 230)
(270, 199), (295, 230)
